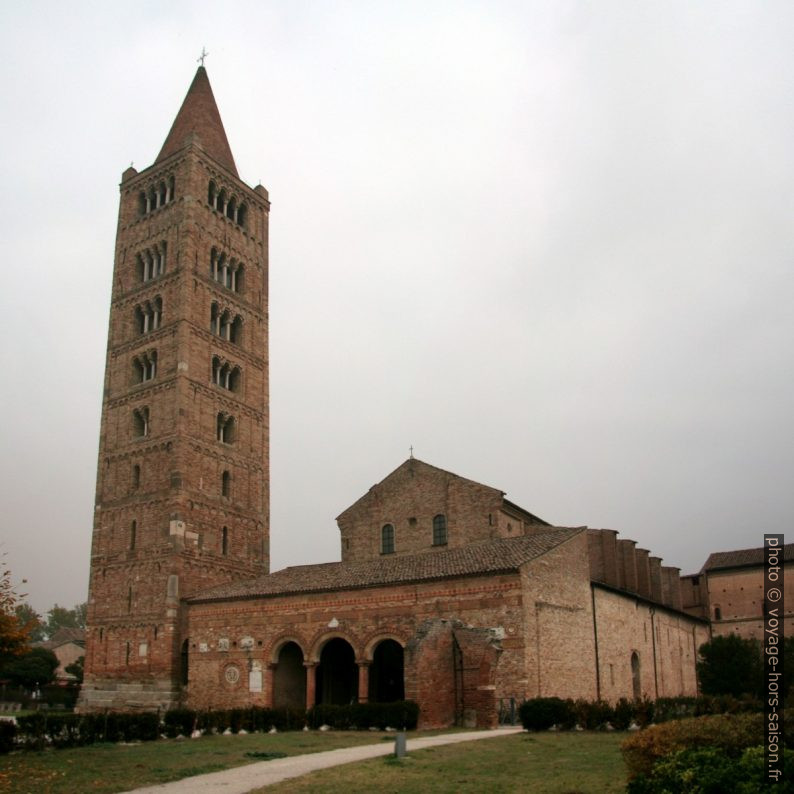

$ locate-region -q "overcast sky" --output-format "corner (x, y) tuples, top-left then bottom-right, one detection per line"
(0, 1), (791, 614)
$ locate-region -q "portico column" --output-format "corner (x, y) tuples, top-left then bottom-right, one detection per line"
(357, 660), (370, 704)
(266, 662), (277, 709)
(304, 662), (317, 710)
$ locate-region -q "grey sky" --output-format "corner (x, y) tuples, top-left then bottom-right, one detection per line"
(0, 1), (791, 613)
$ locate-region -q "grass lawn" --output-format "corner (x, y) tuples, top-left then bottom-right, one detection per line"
(0, 731), (400, 793)
(257, 731), (628, 794)
(0, 730), (628, 793)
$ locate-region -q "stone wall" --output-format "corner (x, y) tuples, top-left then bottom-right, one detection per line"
(184, 569), (527, 728)
(592, 585), (709, 701)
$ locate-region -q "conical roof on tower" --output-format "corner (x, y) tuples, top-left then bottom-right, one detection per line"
(156, 66), (238, 177)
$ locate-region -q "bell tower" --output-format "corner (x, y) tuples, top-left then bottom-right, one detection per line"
(79, 67), (269, 711)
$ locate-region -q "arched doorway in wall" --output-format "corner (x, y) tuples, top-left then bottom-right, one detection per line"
(273, 641), (306, 709)
(315, 638), (357, 705)
(368, 639), (405, 702)
(631, 651), (641, 700)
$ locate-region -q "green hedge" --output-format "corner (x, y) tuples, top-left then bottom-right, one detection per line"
(307, 701), (419, 731)
(518, 694), (764, 733)
(3, 701), (420, 752)
(164, 707), (306, 737)
(14, 711), (160, 750)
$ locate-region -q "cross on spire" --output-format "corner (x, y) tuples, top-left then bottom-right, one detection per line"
(197, 47), (209, 67)
(409, 445), (414, 459)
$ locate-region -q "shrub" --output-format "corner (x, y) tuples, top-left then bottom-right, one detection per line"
(572, 698), (613, 730)
(609, 698), (634, 730)
(163, 708), (196, 738)
(628, 745), (794, 793)
(653, 697), (697, 723)
(0, 720), (17, 754)
(518, 697), (574, 731)
(633, 698), (655, 728)
(621, 712), (766, 779)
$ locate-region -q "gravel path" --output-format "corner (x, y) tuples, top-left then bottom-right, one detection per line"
(124, 726), (523, 793)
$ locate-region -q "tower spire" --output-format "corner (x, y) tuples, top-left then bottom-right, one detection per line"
(156, 66), (238, 176)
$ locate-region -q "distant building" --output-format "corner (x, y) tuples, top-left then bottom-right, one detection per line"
(682, 544), (793, 640)
(36, 628), (85, 683)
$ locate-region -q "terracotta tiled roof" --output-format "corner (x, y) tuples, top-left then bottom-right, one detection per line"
(36, 627), (85, 649)
(156, 66), (238, 176)
(703, 543), (794, 572)
(190, 527), (583, 603)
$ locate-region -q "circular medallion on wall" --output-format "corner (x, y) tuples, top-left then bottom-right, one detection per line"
(224, 664), (240, 685)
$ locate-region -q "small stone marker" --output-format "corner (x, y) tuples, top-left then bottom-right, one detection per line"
(394, 731), (407, 758)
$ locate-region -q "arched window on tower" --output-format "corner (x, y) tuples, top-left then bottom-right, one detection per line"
(132, 463), (140, 490)
(432, 514), (447, 546)
(381, 524), (395, 555)
(130, 520), (137, 551)
(216, 413), (236, 444)
(221, 470), (231, 498)
(221, 526), (229, 556)
(135, 297), (162, 335)
(237, 203), (247, 228)
(211, 356), (241, 392)
(132, 406), (149, 438)
(132, 351), (157, 384)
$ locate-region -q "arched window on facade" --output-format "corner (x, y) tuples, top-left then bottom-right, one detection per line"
(221, 470), (231, 497)
(221, 526), (229, 556)
(432, 514), (447, 546)
(381, 524), (395, 555)
(132, 463), (140, 490)
(631, 651), (641, 700)
(130, 520), (136, 551)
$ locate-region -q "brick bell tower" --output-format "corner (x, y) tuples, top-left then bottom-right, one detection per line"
(79, 67), (270, 711)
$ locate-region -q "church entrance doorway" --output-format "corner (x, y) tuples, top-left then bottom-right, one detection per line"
(273, 641), (306, 709)
(368, 639), (405, 702)
(315, 638), (357, 705)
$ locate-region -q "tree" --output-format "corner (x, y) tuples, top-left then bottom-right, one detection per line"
(697, 634), (763, 698)
(0, 647), (58, 689)
(0, 554), (30, 665)
(65, 654), (84, 683)
(44, 602), (87, 639)
(15, 603), (44, 642)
